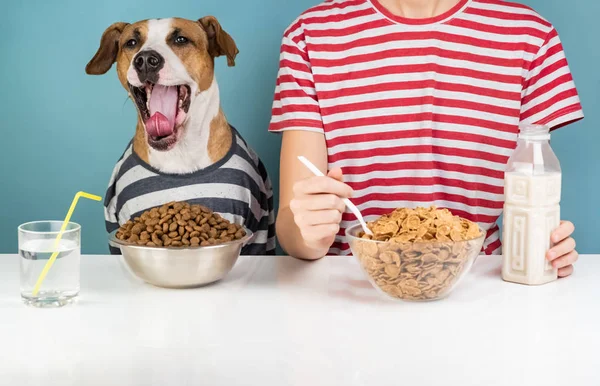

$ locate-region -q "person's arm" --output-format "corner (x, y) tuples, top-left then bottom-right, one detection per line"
(268, 20), (353, 259)
(276, 130), (326, 259)
(276, 131), (352, 260)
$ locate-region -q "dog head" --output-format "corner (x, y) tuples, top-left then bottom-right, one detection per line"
(86, 17), (238, 152)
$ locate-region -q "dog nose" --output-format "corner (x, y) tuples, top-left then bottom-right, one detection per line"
(133, 50), (164, 83)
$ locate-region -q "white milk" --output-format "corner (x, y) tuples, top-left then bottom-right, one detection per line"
(502, 171), (561, 285)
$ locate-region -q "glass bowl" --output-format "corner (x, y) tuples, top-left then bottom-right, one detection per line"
(346, 224), (485, 301)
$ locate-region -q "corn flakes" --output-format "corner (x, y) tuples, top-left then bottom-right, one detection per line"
(352, 206), (484, 301)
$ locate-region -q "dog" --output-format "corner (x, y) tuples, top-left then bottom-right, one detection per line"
(85, 16), (275, 255)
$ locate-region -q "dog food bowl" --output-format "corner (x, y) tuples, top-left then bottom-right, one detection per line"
(346, 224), (485, 302)
(109, 229), (253, 288)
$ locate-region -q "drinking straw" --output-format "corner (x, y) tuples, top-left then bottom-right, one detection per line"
(31, 191), (102, 296)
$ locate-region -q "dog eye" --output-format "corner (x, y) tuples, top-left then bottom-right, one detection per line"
(174, 36), (189, 45)
(125, 39), (138, 48)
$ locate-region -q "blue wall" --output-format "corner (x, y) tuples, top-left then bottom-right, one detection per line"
(1, 0), (597, 254)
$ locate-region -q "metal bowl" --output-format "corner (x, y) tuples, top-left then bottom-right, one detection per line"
(109, 229), (253, 288)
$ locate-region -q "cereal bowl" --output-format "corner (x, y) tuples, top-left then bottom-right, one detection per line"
(346, 224), (485, 302)
(109, 229), (253, 288)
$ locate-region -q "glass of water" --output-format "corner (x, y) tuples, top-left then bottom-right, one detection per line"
(18, 221), (81, 307)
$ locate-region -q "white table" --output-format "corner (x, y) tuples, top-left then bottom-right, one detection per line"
(0, 254), (598, 386)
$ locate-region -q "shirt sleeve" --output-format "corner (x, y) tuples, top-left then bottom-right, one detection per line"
(269, 23), (324, 134)
(520, 28), (583, 130)
(255, 156), (276, 255)
(104, 175), (120, 233)
(237, 145), (276, 256)
(105, 163), (122, 255)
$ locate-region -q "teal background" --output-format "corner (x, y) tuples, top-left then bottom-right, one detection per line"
(0, 0), (597, 254)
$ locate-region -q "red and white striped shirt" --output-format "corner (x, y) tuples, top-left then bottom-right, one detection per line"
(269, 0), (583, 255)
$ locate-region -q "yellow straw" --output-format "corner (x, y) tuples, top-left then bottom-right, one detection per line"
(31, 191), (102, 296)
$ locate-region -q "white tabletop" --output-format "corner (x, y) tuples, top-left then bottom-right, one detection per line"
(0, 254), (598, 386)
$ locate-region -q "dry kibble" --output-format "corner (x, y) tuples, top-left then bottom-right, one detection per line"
(353, 206), (483, 301)
(115, 201), (246, 248)
(131, 224), (143, 235)
(146, 218), (159, 227)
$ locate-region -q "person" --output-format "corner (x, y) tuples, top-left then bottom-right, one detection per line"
(268, 0), (583, 276)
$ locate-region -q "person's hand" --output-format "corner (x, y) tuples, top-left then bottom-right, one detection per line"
(290, 168), (352, 252)
(546, 220), (578, 277)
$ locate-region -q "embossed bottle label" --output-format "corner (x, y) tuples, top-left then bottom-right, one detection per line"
(502, 172), (560, 285)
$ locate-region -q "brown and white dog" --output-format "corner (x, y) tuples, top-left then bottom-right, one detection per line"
(87, 17), (275, 255)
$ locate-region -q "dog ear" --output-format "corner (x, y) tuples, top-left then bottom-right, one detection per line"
(86, 22), (129, 75)
(198, 16), (239, 67)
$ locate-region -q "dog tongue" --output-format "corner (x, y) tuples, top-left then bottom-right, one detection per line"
(146, 85), (178, 137)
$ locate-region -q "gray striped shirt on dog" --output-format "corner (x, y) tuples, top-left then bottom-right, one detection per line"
(104, 128), (275, 255)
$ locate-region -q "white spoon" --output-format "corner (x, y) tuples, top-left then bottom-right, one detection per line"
(297, 156), (373, 236)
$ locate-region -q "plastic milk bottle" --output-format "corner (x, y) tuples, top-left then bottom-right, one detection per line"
(502, 124), (561, 285)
